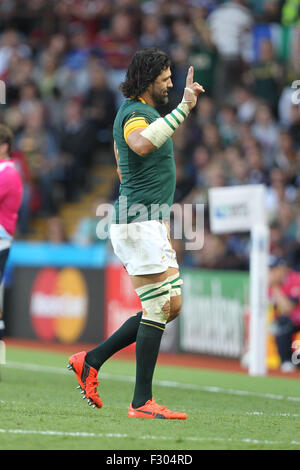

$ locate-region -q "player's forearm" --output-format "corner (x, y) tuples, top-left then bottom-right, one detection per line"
(140, 102), (190, 151)
(127, 102), (189, 156)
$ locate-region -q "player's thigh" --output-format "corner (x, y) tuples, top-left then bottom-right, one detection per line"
(169, 293), (182, 321)
(130, 266), (179, 289)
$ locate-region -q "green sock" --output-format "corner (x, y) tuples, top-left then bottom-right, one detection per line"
(85, 311), (142, 370)
(132, 318), (165, 409)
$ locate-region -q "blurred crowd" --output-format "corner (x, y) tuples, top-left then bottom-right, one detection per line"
(1, 0), (300, 271)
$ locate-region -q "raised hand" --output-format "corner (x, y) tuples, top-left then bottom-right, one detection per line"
(182, 66), (205, 110)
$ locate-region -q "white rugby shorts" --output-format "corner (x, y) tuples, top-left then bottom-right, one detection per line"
(109, 220), (178, 275)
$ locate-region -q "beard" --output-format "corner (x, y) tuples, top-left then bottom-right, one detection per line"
(151, 89), (169, 107)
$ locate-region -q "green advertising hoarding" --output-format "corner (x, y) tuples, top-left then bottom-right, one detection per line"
(181, 269), (249, 358)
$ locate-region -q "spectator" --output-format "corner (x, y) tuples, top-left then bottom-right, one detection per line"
(195, 95), (215, 126)
(289, 105), (300, 149)
(207, 0), (253, 102)
(186, 231), (245, 270)
(83, 64), (117, 146)
(191, 145), (211, 187)
(232, 86), (258, 123)
(201, 122), (222, 154)
(188, 5), (219, 96)
(18, 80), (41, 116)
(59, 98), (97, 201)
(260, 0), (282, 23)
(15, 103), (61, 215)
(268, 256), (300, 372)
(269, 221), (285, 258)
(286, 213), (300, 271)
(204, 162), (227, 190)
(265, 167), (297, 219)
(35, 51), (61, 98)
(55, 25), (92, 99)
(281, 0), (300, 26)
(0, 29), (31, 79)
(139, 14), (169, 49)
(246, 39), (283, 113)
(251, 103), (279, 167)
(275, 130), (298, 183)
(173, 156), (196, 203)
(277, 201), (298, 246)
(47, 33), (67, 63)
(228, 156), (249, 185)
(46, 216), (69, 244)
(217, 104), (239, 147)
(95, 11), (138, 105)
(245, 147), (268, 184)
(72, 197), (107, 246)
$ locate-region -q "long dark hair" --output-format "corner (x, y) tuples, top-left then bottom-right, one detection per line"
(120, 48), (171, 100)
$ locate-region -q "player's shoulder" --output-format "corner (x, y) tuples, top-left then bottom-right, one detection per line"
(116, 99), (158, 126)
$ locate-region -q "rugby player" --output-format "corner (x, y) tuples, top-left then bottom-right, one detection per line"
(68, 48), (204, 419)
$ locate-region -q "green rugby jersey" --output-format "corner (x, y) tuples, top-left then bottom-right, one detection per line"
(113, 98), (176, 224)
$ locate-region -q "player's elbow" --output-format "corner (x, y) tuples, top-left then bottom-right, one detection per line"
(137, 146), (152, 157)
(131, 141), (153, 157)
(127, 132), (156, 156)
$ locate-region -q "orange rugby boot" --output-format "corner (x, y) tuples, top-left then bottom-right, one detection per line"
(68, 351), (103, 409)
(128, 398), (187, 419)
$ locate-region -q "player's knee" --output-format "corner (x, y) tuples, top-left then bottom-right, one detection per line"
(136, 280), (172, 324)
(167, 296), (182, 323)
(167, 273), (183, 322)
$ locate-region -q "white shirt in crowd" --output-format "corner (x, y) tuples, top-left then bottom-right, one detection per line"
(207, 1), (253, 61)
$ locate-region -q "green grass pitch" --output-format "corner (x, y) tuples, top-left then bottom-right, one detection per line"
(0, 345), (300, 450)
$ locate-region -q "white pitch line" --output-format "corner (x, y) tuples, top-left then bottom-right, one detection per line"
(246, 411), (300, 418)
(0, 428), (299, 447)
(4, 361), (300, 403)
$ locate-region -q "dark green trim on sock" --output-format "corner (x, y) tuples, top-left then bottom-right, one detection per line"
(140, 321), (165, 331)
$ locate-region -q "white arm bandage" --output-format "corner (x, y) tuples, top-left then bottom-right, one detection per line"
(140, 98), (191, 149)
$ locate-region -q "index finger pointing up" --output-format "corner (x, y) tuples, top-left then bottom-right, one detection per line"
(186, 66), (194, 87)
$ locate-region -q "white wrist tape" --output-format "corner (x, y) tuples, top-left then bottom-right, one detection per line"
(140, 102), (190, 149)
(184, 87), (195, 95)
(181, 87), (196, 104)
